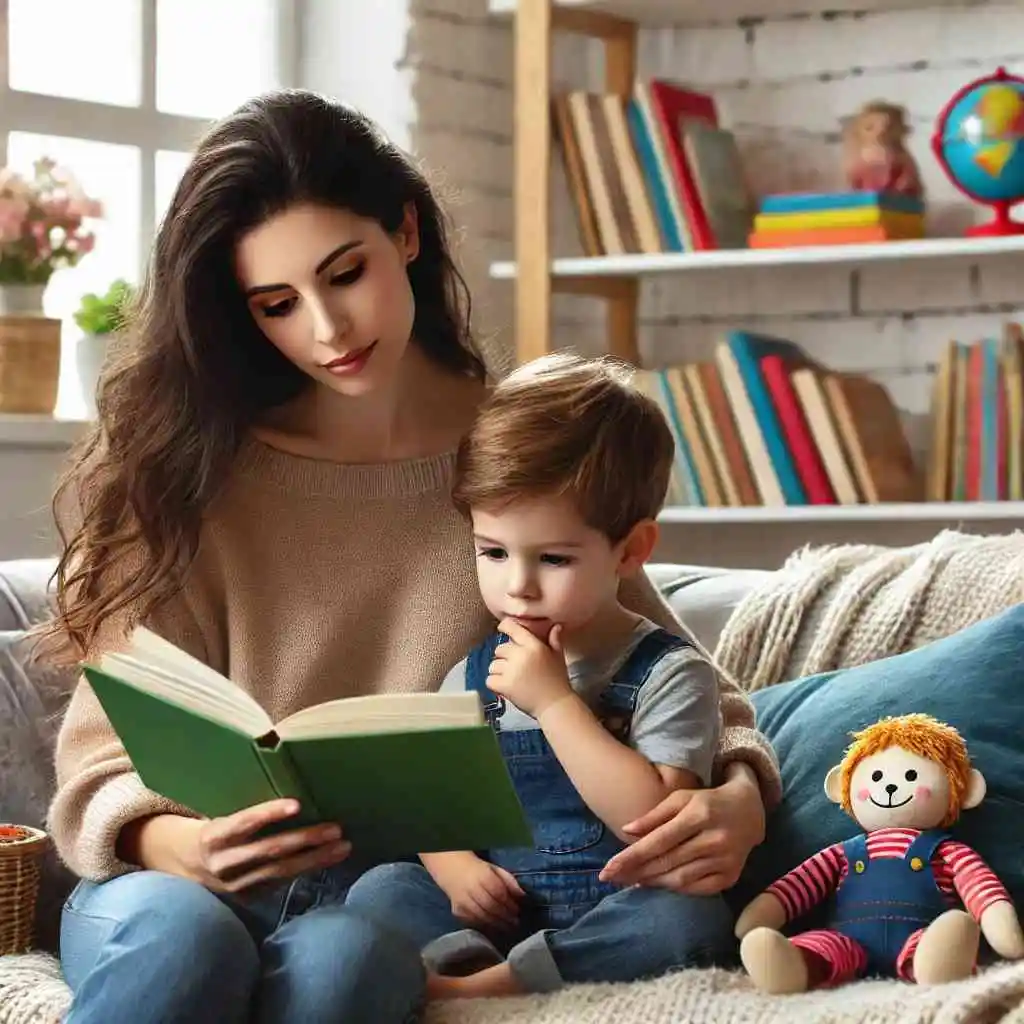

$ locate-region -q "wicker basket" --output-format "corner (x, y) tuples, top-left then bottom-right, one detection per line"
(0, 825), (49, 955)
(0, 315), (61, 414)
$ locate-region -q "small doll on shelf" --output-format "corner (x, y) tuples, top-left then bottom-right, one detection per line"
(736, 714), (1024, 993)
(842, 100), (925, 198)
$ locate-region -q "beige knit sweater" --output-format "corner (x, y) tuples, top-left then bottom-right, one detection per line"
(49, 436), (781, 880)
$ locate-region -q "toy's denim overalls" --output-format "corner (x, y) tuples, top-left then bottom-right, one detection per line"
(832, 829), (951, 974)
(464, 626), (690, 927)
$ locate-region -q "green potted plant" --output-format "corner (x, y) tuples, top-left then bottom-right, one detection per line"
(73, 278), (133, 417)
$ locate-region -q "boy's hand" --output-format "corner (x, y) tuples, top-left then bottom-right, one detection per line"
(490, 619), (574, 719)
(427, 851), (524, 931)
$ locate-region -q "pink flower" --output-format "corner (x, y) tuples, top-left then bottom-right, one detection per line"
(0, 156), (104, 281)
(0, 196), (28, 244)
(67, 195), (103, 219)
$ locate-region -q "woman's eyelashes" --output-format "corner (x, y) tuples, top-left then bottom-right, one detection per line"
(261, 297), (297, 318)
(257, 263), (367, 318)
(330, 262), (365, 286)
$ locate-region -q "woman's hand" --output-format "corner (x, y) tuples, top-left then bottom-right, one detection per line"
(121, 799), (351, 893)
(599, 763), (766, 896)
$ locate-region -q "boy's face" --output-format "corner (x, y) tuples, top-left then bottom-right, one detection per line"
(471, 494), (635, 640)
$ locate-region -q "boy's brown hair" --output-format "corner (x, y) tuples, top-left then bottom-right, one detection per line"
(452, 353), (675, 541)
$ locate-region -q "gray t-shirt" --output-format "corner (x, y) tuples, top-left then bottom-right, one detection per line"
(441, 618), (721, 786)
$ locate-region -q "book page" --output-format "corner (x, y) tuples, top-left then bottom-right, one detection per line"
(276, 692), (483, 741)
(97, 626), (273, 737)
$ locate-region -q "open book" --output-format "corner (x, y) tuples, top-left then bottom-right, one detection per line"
(84, 627), (531, 859)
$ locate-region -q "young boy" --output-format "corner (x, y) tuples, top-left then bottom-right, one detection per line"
(344, 353), (734, 998)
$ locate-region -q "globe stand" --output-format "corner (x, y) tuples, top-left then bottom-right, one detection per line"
(965, 200), (1024, 237)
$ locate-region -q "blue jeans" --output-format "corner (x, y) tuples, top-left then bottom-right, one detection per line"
(345, 861), (736, 992)
(60, 867), (426, 1023)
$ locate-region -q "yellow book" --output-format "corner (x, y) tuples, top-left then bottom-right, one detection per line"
(753, 208), (924, 233)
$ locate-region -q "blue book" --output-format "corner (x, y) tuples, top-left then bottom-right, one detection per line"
(724, 332), (810, 506)
(655, 370), (704, 504)
(759, 190), (924, 216)
(627, 100), (684, 252)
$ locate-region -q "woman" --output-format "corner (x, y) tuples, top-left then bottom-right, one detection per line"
(45, 90), (780, 1023)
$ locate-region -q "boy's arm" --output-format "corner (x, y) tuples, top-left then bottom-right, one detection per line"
(538, 696), (697, 841)
(538, 647), (716, 841)
(617, 569), (782, 809)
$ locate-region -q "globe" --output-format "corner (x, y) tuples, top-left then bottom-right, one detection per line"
(932, 67), (1024, 236)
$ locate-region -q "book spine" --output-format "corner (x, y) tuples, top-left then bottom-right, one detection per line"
(257, 741), (324, 822)
(726, 333), (808, 505)
(627, 99), (680, 251)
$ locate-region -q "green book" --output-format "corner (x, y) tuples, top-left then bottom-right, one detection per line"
(84, 626), (531, 860)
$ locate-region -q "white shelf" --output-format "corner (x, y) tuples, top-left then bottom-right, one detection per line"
(489, 0), (960, 27)
(0, 415), (89, 449)
(658, 501), (1024, 525)
(490, 235), (1024, 281)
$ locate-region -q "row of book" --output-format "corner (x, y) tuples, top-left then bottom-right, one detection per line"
(927, 324), (1024, 503)
(636, 332), (921, 507)
(552, 78), (754, 257)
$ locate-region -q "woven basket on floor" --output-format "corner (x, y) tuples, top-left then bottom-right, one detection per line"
(0, 825), (49, 955)
(0, 315), (61, 414)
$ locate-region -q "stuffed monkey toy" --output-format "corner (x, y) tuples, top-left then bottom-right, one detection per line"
(736, 714), (1024, 993)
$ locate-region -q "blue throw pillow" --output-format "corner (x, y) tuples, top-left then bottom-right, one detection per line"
(731, 603), (1024, 921)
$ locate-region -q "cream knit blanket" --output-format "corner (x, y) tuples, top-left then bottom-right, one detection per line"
(8, 951), (1024, 1024)
(714, 529), (1024, 691)
(427, 961), (1024, 1024)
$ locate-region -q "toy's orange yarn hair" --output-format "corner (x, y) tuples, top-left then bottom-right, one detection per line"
(838, 714), (972, 827)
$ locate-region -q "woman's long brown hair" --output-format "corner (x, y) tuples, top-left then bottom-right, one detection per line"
(42, 90), (485, 662)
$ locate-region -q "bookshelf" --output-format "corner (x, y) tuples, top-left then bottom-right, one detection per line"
(491, 0), (1024, 541)
(490, 0), (1024, 364)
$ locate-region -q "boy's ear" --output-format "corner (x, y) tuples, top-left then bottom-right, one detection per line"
(618, 519), (659, 575)
(399, 201), (420, 263)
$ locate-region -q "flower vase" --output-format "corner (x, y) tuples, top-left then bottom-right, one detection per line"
(0, 283), (61, 414)
(0, 284), (47, 317)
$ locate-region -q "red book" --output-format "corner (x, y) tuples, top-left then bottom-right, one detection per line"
(646, 80), (718, 250)
(760, 355), (836, 504)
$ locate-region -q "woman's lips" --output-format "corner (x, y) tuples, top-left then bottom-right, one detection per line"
(322, 341), (377, 375)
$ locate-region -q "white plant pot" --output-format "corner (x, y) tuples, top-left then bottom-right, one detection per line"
(76, 333), (110, 418)
(0, 284), (47, 317)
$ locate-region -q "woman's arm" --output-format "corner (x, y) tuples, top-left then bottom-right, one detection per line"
(617, 569), (782, 808)
(48, 537), (215, 881)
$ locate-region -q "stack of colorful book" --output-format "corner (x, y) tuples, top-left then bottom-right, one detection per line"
(748, 190), (926, 249)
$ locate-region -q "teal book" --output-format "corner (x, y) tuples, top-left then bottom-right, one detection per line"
(84, 627), (532, 860)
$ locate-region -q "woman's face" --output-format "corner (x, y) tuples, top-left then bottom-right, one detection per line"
(235, 202), (419, 397)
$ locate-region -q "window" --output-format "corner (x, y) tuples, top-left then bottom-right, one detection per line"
(1, 0), (297, 418)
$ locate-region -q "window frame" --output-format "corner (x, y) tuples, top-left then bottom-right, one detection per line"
(0, 0), (302, 268)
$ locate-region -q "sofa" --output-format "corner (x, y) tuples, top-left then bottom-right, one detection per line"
(5, 545), (1024, 1024)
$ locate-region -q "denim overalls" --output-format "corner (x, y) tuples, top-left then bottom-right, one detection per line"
(464, 626), (692, 928)
(832, 829), (951, 974)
